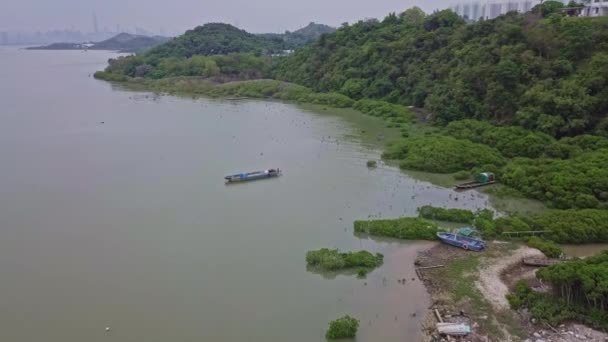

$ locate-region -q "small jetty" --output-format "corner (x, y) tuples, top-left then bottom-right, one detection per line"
(455, 172), (496, 190)
(522, 257), (562, 267)
(225, 168), (281, 183)
(437, 228), (486, 252)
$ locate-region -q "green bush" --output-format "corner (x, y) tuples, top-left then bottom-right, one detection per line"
(93, 71), (129, 82)
(527, 209), (608, 243)
(507, 253), (608, 331)
(299, 92), (354, 108)
(357, 268), (368, 278)
(506, 280), (576, 327)
(353, 99), (416, 122)
(382, 136), (505, 173)
(354, 217), (439, 240)
(453, 170), (470, 180)
(499, 149), (608, 209)
(417, 205), (475, 223)
(305, 249), (383, 272)
(547, 134), (608, 159)
(474, 218), (497, 239)
(326, 315), (359, 339)
(445, 120), (555, 159)
(493, 216), (531, 236)
(366, 160), (377, 168)
(527, 237), (562, 258)
(210, 79), (281, 97)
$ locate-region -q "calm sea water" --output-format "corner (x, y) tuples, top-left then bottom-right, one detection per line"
(0, 47), (494, 342)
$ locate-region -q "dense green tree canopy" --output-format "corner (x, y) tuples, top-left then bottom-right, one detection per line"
(274, 11), (608, 137)
(383, 135), (506, 173)
(258, 22), (336, 50)
(146, 23), (283, 60)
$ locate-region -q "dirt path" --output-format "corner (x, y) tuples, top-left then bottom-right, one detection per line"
(475, 245), (543, 311)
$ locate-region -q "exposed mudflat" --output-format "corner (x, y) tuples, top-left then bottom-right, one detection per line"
(477, 246), (543, 311)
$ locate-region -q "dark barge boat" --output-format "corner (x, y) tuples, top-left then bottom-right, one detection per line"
(455, 172), (496, 190)
(225, 168), (281, 183)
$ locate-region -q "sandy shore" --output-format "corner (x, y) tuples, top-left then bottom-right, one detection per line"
(476, 245), (543, 311)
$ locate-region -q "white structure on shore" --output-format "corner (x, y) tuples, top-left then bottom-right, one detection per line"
(583, 0), (608, 17)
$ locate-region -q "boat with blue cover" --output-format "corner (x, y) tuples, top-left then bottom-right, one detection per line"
(224, 168), (281, 183)
(437, 228), (486, 251)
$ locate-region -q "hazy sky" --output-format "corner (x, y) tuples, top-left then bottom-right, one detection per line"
(2, 0), (448, 34)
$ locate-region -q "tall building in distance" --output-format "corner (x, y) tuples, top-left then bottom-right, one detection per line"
(450, 0), (608, 20)
(1, 32), (8, 45)
(92, 11), (99, 33)
(449, 0), (562, 21)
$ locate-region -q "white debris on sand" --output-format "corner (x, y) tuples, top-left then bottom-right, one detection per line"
(476, 246), (543, 310)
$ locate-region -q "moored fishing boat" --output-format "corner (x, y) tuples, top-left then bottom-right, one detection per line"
(455, 172), (496, 190)
(224, 168), (281, 183)
(437, 228), (486, 252)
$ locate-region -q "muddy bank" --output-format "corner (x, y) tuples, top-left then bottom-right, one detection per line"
(416, 243), (608, 342)
(415, 243), (524, 342)
(477, 246), (543, 311)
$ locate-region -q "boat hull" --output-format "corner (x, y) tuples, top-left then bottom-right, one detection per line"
(224, 169), (281, 183)
(437, 232), (485, 251)
(455, 181), (496, 190)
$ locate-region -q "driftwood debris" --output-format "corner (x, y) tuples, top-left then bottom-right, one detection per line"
(434, 309), (444, 323)
(522, 257), (561, 267)
(417, 265), (445, 270)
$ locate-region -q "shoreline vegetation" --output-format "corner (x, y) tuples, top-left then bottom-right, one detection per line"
(93, 4), (608, 340)
(305, 248), (384, 277)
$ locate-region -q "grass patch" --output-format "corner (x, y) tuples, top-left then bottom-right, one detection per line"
(440, 254), (506, 338)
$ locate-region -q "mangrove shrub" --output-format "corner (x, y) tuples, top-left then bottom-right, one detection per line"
(326, 315), (359, 339)
(382, 136), (505, 173)
(305, 249), (383, 271)
(354, 217), (439, 240)
(527, 237), (562, 258)
(417, 205), (475, 223)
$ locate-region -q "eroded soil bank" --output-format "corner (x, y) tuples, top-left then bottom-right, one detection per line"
(415, 243), (608, 342)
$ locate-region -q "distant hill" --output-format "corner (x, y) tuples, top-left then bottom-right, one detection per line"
(27, 42), (94, 50)
(287, 22), (336, 44)
(28, 33), (169, 53)
(95, 22), (337, 81)
(144, 23), (284, 59)
(93, 33), (170, 52)
(258, 22), (336, 49)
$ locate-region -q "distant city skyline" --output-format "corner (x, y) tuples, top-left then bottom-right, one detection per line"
(0, 0), (449, 36)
